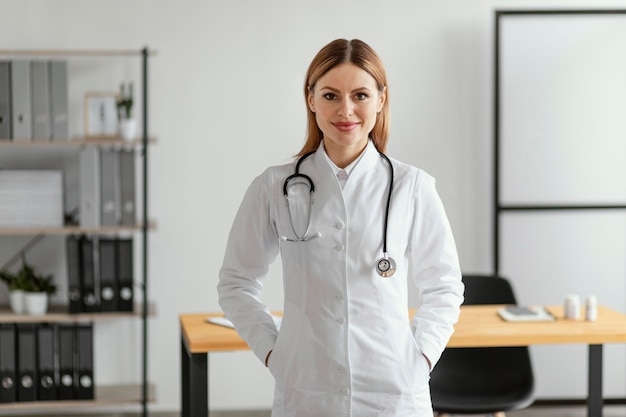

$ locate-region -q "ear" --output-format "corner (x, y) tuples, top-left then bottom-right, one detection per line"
(377, 86), (387, 113)
(307, 88), (315, 112)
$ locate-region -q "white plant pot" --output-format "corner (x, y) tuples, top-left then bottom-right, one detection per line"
(23, 292), (48, 316)
(119, 118), (138, 141)
(9, 290), (25, 314)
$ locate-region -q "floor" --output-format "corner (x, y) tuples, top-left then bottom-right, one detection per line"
(509, 405), (626, 417)
(33, 405), (626, 417)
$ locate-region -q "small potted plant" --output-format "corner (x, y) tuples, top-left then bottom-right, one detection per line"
(0, 255), (56, 315)
(117, 81), (137, 140)
(0, 269), (27, 314)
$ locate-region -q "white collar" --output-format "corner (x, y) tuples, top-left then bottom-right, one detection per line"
(321, 141), (367, 178)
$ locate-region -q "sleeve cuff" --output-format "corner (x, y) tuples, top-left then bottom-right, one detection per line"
(253, 334), (277, 365)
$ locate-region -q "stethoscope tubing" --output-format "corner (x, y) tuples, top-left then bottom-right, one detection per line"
(378, 152), (394, 257)
(283, 148), (396, 277)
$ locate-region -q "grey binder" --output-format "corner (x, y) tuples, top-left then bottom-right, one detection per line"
(49, 60), (68, 140)
(31, 61), (51, 141)
(119, 150), (136, 225)
(10, 60), (31, 141)
(100, 149), (120, 226)
(79, 147), (101, 228)
(0, 61), (10, 140)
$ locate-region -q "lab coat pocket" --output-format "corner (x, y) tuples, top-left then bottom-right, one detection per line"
(267, 312), (298, 385)
(404, 331), (431, 388)
(267, 336), (284, 381)
(416, 350), (431, 378)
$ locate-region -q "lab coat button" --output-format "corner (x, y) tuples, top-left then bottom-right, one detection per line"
(335, 223), (344, 230)
(335, 244), (344, 252)
(338, 366), (346, 373)
(340, 388), (350, 396)
(336, 317), (345, 325)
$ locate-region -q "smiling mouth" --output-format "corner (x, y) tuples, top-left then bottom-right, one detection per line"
(333, 122), (359, 131)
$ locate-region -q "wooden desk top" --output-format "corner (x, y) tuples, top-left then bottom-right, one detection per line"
(180, 305), (626, 354)
(448, 305), (626, 347)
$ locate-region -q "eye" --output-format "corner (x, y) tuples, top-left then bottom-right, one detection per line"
(355, 92), (369, 101)
(322, 93), (337, 101)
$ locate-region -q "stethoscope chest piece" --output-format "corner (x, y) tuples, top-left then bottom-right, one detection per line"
(376, 254), (396, 278)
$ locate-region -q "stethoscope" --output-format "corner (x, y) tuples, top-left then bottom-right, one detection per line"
(282, 150), (396, 278)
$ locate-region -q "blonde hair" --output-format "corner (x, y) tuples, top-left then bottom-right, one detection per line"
(297, 39), (390, 157)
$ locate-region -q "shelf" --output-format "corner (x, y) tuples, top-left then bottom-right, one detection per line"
(0, 304), (156, 323)
(0, 137), (156, 147)
(0, 49), (157, 57)
(0, 383), (155, 413)
(0, 222), (157, 236)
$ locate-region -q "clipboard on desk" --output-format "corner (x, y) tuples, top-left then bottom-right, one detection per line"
(207, 315), (282, 330)
(498, 305), (556, 322)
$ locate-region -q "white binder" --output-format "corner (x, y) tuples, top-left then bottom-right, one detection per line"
(31, 60), (51, 141)
(79, 147), (101, 228)
(100, 148), (120, 226)
(49, 60), (68, 140)
(10, 60), (31, 141)
(119, 150), (136, 225)
(0, 61), (10, 140)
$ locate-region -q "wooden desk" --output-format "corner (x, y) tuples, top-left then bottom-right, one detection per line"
(180, 305), (626, 417)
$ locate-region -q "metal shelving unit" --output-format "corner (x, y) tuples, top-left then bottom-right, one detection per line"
(0, 47), (155, 416)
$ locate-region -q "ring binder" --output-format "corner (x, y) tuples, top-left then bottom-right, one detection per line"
(16, 323), (37, 402)
(75, 324), (94, 400)
(36, 324), (57, 401)
(57, 324), (75, 400)
(0, 324), (16, 403)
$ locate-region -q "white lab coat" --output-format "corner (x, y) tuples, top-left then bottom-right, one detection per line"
(218, 141), (464, 417)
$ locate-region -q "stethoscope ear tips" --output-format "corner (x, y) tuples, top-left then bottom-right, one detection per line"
(376, 256), (396, 278)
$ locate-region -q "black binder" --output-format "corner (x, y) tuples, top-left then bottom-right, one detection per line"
(99, 238), (118, 312)
(81, 237), (97, 312)
(57, 324), (75, 400)
(0, 323), (16, 403)
(36, 324), (57, 401)
(117, 237), (134, 312)
(75, 324), (94, 400)
(16, 323), (37, 402)
(66, 235), (83, 314)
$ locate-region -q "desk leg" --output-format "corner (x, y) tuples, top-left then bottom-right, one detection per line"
(588, 344), (603, 417)
(181, 337), (208, 417)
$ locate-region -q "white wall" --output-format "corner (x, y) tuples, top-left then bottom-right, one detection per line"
(3, 0), (626, 412)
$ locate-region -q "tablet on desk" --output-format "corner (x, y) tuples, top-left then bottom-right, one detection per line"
(498, 305), (556, 322)
(206, 315), (283, 330)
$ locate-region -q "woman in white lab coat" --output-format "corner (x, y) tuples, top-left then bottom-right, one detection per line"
(218, 39), (464, 417)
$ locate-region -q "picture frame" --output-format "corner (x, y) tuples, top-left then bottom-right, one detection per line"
(84, 92), (119, 139)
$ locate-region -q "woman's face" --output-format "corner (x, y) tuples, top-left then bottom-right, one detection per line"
(308, 63), (385, 165)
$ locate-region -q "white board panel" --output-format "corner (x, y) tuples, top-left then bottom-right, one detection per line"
(500, 14), (626, 205)
(500, 211), (626, 397)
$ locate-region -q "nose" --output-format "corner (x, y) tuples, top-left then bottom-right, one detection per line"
(337, 98), (353, 117)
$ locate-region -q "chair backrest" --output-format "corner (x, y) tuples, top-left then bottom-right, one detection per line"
(429, 274), (535, 414)
(461, 274), (517, 305)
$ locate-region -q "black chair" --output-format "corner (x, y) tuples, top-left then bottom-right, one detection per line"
(430, 275), (535, 417)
